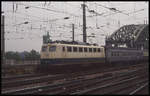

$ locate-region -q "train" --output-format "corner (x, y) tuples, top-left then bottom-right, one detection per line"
(37, 41), (149, 73)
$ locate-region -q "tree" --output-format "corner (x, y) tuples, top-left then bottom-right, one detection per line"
(13, 52), (21, 60)
(5, 51), (15, 60)
(5, 50), (40, 60)
(5, 51), (21, 60)
(29, 49), (40, 60)
(23, 49), (40, 60)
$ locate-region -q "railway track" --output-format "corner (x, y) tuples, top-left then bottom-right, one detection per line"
(2, 63), (146, 91)
(70, 67), (148, 95)
(129, 82), (149, 95)
(72, 76), (148, 94)
(2, 64), (148, 95)
(2, 73), (47, 82)
(2, 62), (145, 82)
(44, 67), (149, 95)
(2, 62), (146, 81)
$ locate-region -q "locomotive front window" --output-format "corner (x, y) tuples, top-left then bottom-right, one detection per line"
(42, 46), (47, 52)
(49, 46), (56, 52)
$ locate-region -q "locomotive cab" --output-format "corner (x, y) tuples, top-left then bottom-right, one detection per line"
(41, 44), (57, 59)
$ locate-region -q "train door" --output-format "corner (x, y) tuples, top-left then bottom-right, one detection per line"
(61, 46), (67, 58)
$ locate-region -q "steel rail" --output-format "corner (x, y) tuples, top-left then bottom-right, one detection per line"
(3, 64), (144, 88)
(48, 71), (145, 94)
(72, 76), (145, 94)
(2, 67), (145, 94)
(129, 82), (149, 95)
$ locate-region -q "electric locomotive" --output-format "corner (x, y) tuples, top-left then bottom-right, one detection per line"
(38, 41), (105, 73)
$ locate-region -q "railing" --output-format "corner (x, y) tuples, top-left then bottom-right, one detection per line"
(5, 59), (40, 66)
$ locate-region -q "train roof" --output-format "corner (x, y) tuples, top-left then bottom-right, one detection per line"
(42, 40), (105, 47)
(43, 43), (104, 48)
(44, 40), (98, 45)
(105, 46), (145, 51)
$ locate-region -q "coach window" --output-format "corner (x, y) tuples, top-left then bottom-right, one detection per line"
(123, 53), (125, 56)
(111, 52), (113, 56)
(116, 52), (118, 56)
(115, 52), (117, 56)
(42, 46), (47, 52)
(118, 52), (119, 56)
(62, 47), (65, 52)
(73, 47), (77, 52)
(79, 47), (83, 52)
(49, 46), (56, 52)
(125, 53), (127, 56)
(89, 48), (92, 52)
(67, 46), (72, 52)
(84, 48), (88, 52)
(114, 52), (116, 56)
(93, 48), (96, 52)
(98, 48), (101, 52)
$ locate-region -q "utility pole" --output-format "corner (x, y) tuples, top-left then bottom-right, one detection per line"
(72, 24), (75, 42)
(82, 2), (87, 43)
(1, 14), (5, 69)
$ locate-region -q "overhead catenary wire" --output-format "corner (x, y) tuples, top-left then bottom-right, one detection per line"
(5, 2), (112, 28)
(94, 3), (129, 16)
(16, 2), (80, 17)
(127, 8), (145, 15)
(3, 2), (148, 43)
(5, 2), (84, 33)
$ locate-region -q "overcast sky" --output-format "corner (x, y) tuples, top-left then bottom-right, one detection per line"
(2, 1), (149, 52)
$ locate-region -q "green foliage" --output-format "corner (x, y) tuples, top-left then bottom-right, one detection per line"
(25, 49), (40, 60)
(5, 49), (40, 60)
(5, 51), (21, 60)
